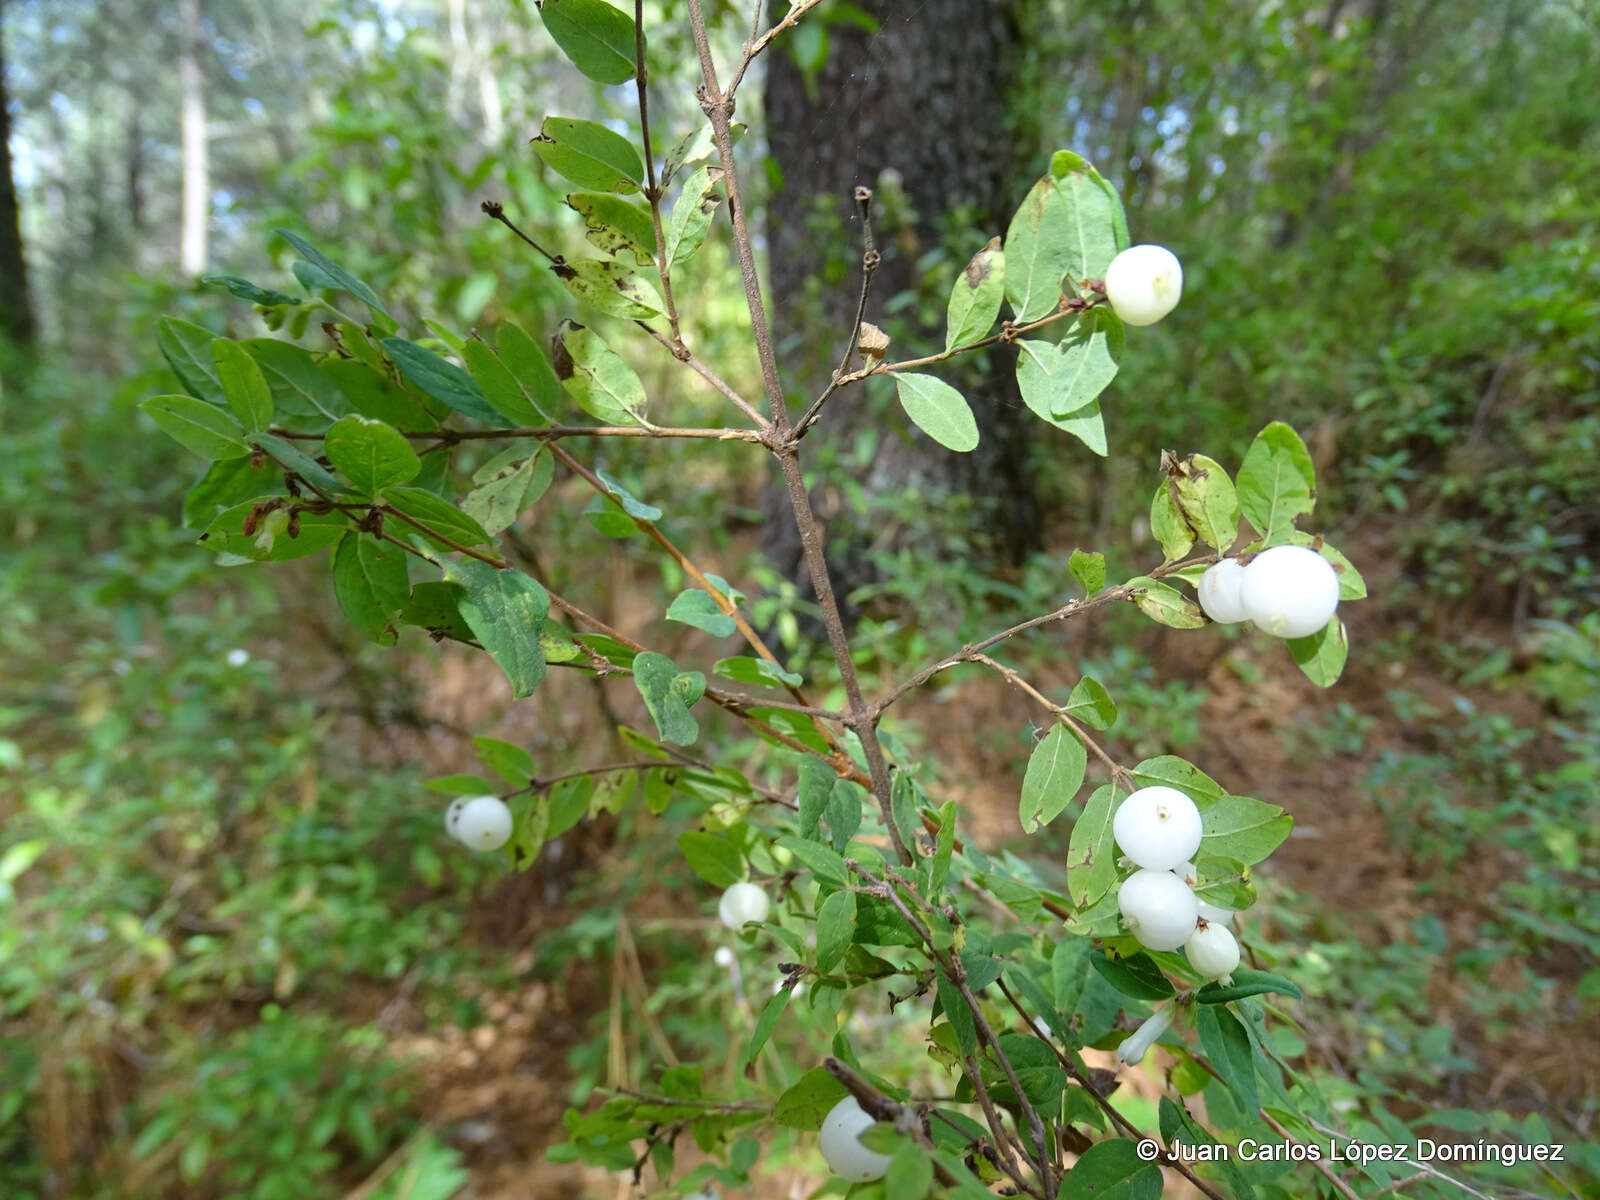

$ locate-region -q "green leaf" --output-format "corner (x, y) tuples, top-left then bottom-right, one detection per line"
(1090, 948), (1176, 1001)
(945, 236), (1005, 351)
(937, 974), (976, 1053)
(537, 0), (637, 85)
(181, 455), (287, 529)
(815, 889), (857, 973)
(892, 372), (980, 452)
(1131, 756), (1222, 802)
(1201, 795), (1292, 865)
(771, 1067), (848, 1130)
(396, 581), (475, 642)
(1065, 676), (1117, 730)
(246, 432), (343, 494)
(439, 559), (549, 698)
(677, 831), (744, 888)
(273, 227), (391, 319)
(1019, 725), (1086, 834)
(1066, 783), (1119, 911)
(198, 502), (346, 562)
(462, 338), (542, 427)
(474, 736), (536, 786)
(1150, 482), (1196, 562)
(566, 192), (657, 264)
(383, 338), (509, 426)
(1289, 617), (1349, 686)
(1059, 1139), (1163, 1200)
(332, 532), (410, 644)
(1051, 934), (1092, 1015)
(1051, 313), (1123, 418)
(1125, 575), (1206, 628)
(1173, 454), (1241, 551)
(157, 317), (226, 404)
(743, 984), (792, 1072)
(201, 274), (298, 307)
(632, 651), (704, 746)
(141, 395), (248, 460)
(886, 1142), (934, 1200)
(714, 656), (802, 688)
(773, 835), (849, 887)
(1236, 421), (1316, 538)
(1004, 175), (1072, 323)
(1197, 1004), (1258, 1117)
(1048, 153), (1125, 294)
(661, 165), (723, 268)
(325, 416), (421, 495)
(495, 322), (564, 423)
(1014, 335), (1112, 455)
(796, 758), (832, 841)
(1069, 549), (1106, 594)
(594, 467), (661, 521)
(462, 449), (552, 535)
(532, 116), (644, 192)
(387, 494), (492, 559)
(240, 339), (350, 421)
(556, 321), (647, 424)
(322, 359), (434, 429)
(555, 258), (661, 318)
(212, 340), (273, 431)
(828, 780), (864, 853)
(667, 589), (737, 638)
(1194, 970), (1302, 1004)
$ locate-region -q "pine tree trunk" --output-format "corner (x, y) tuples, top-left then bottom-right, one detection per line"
(178, 0), (208, 276)
(0, 0), (35, 351)
(762, 0), (1043, 612)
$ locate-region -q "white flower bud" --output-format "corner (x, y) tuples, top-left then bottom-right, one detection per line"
(1117, 1006), (1174, 1066)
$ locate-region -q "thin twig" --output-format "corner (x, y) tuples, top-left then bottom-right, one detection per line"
(632, 0), (682, 343)
(635, 321), (770, 428)
(793, 186), (881, 438)
(1256, 1109), (1362, 1200)
(268, 423), (762, 443)
(969, 652), (1127, 782)
(727, 0), (827, 98)
(481, 199), (557, 262)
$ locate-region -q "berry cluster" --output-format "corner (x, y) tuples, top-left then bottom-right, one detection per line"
(1199, 544), (1340, 639)
(1113, 786), (1240, 981)
(443, 794), (513, 851)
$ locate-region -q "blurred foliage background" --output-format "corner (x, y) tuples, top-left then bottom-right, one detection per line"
(0, 0), (1595, 1196)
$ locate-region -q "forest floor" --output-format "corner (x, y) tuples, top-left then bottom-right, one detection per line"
(330, 526), (1592, 1199)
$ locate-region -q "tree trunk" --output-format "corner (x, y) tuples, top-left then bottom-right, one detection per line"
(178, 0), (208, 276)
(762, 0), (1043, 613)
(0, 0), (35, 352)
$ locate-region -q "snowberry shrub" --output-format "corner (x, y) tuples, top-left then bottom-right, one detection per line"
(146, 3), (1375, 1195)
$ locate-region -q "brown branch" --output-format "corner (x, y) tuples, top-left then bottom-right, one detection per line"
(635, 321), (769, 427)
(632, 0), (683, 345)
(969, 653), (1127, 783)
(481, 199), (557, 262)
(268, 423), (762, 444)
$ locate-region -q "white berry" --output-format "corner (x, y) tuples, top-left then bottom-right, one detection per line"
(454, 794), (513, 851)
(819, 1096), (893, 1182)
(1113, 786), (1203, 871)
(1240, 545), (1340, 639)
(1186, 921), (1241, 981)
(718, 882), (770, 929)
(1103, 244), (1183, 326)
(1118, 869), (1200, 951)
(713, 946), (736, 968)
(1116, 1005), (1173, 1066)
(1198, 559), (1249, 623)
(444, 797), (468, 841)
